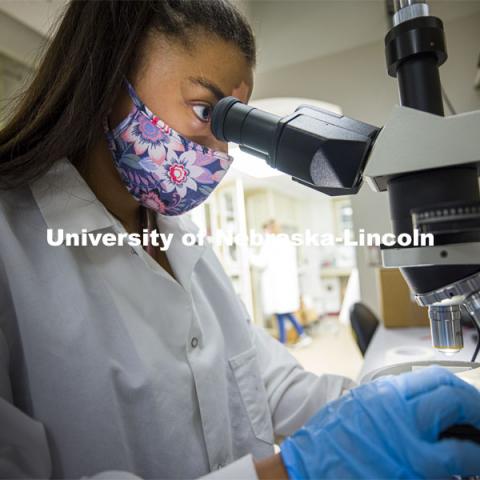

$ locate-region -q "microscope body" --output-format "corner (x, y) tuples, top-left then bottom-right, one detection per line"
(365, 106), (480, 352)
(376, 0), (480, 352)
(211, 0), (480, 355)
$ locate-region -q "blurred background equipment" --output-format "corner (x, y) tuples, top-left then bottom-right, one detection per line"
(349, 302), (380, 356)
(377, 268), (430, 329)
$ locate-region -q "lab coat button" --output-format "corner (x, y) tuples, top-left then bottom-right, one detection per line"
(191, 337), (199, 348)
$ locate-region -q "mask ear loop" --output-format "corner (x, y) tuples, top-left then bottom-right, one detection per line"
(103, 77), (141, 140)
(102, 114), (117, 152)
(123, 76), (144, 111)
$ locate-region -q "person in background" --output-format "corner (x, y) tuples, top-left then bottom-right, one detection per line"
(251, 219), (312, 347)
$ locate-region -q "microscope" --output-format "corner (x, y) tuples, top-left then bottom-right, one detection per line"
(211, 0), (480, 355)
(211, 0), (480, 443)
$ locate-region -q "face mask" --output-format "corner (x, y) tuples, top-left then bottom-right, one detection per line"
(103, 79), (233, 216)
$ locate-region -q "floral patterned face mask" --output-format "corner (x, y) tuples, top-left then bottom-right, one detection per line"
(103, 79), (233, 216)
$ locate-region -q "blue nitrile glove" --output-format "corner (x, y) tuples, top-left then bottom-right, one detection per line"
(280, 366), (480, 479)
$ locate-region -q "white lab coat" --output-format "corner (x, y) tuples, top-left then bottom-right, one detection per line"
(0, 158), (355, 479)
(251, 235), (300, 315)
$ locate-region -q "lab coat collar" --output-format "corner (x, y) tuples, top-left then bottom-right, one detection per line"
(29, 157), (200, 236)
(30, 157), (207, 291)
(30, 157), (115, 234)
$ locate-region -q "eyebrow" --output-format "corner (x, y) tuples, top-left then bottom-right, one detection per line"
(188, 76), (226, 102)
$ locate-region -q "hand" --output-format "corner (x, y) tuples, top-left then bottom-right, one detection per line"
(255, 454), (288, 480)
(280, 366), (480, 479)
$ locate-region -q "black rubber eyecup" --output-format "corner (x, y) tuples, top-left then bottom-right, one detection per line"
(211, 96), (241, 142)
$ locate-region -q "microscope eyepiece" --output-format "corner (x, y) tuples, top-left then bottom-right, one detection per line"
(211, 96), (280, 158)
(211, 97), (379, 196)
(211, 97), (243, 142)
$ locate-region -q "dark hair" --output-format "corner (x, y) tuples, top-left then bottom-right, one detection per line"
(0, 0), (255, 189)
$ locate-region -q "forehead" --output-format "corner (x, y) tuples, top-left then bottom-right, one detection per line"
(136, 31), (254, 102)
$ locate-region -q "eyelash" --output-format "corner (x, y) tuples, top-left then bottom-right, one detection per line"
(192, 104), (212, 123)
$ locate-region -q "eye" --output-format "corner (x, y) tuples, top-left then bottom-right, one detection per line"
(192, 104), (212, 123)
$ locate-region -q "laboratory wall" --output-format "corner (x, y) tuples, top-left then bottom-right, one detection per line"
(0, 9), (44, 70)
(252, 11), (480, 316)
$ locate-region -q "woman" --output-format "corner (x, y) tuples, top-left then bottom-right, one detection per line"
(0, 1), (479, 479)
(250, 220), (311, 347)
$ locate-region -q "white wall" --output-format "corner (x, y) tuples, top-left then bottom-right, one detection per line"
(252, 12), (480, 316)
(0, 10), (46, 69)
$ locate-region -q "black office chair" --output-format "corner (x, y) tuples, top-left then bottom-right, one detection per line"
(349, 302), (380, 356)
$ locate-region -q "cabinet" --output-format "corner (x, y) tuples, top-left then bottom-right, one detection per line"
(188, 178), (254, 321)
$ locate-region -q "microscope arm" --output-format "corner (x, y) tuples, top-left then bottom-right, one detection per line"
(364, 106), (480, 192)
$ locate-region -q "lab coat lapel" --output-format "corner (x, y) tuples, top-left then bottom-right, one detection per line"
(31, 157), (207, 292)
(155, 214), (206, 292)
